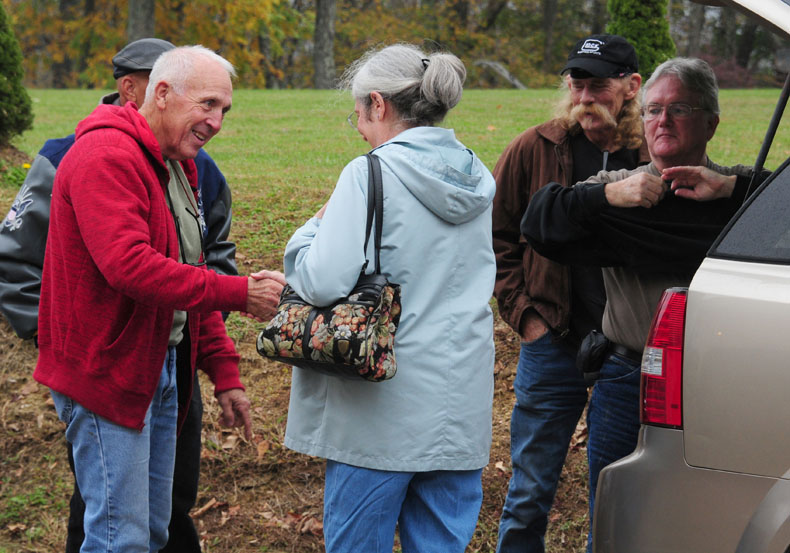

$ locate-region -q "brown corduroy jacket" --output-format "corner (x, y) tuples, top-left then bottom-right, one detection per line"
(491, 118), (650, 340)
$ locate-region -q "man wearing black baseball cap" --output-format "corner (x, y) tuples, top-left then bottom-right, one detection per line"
(0, 37), (238, 553)
(491, 34), (648, 553)
(561, 34), (640, 79)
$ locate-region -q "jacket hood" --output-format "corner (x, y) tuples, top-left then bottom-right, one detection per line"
(373, 127), (495, 224)
(74, 102), (167, 174)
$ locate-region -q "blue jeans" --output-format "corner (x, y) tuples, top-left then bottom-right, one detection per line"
(497, 333), (589, 553)
(586, 353), (641, 552)
(65, 349), (203, 553)
(323, 461), (483, 553)
(52, 348), (178, 553)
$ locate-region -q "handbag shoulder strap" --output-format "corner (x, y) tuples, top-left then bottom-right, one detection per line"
(363, 153), (384, 274)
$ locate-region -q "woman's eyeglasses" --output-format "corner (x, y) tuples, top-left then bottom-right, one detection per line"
(346, 111), (358, 130)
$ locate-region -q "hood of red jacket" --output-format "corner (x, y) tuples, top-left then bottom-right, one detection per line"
(74, 101), (198, 186)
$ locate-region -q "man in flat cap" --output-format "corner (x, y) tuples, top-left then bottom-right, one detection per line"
(0, 38), (242, 553)
(491, 34), (648, 553)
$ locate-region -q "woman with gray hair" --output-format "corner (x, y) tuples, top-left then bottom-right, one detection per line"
(281, 43), (496, 552)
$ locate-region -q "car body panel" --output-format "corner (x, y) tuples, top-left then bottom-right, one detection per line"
(735, 475), (790, 553)
(594, 426), (776, 553)
(684, 257), (790, 479)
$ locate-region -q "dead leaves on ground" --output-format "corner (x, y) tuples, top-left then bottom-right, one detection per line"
(261, 508), (323, 536)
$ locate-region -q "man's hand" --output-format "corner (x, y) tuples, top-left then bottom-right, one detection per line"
(604, 173), (667, 208)
(245, 271), (286, 322)
(216, 388), (253, 440)
(662, 166), (737, 201)
(519, 312), (549, 342)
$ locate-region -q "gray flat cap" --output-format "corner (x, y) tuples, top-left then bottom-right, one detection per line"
(112, 38), (175, 79)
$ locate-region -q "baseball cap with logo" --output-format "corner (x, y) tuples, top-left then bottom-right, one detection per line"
(112, 38), (175, 79)
(560, 34), (638, 79)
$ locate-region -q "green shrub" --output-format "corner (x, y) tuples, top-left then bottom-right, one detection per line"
(0, 3), (33, 146)
(607, 0), (676, 79)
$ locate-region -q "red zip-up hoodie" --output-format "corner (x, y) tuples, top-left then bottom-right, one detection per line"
(34, 102), (249, 431)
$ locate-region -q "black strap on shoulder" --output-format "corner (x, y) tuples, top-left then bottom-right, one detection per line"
(363, 153), (384, 274)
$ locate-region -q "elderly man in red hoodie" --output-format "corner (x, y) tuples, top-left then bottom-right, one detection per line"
(33, 45), (282, 553)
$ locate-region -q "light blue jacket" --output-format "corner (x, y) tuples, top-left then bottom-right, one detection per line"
(283, 126), (496, 471)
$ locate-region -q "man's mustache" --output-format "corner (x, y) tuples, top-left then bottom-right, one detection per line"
(570, 102), (618, 128)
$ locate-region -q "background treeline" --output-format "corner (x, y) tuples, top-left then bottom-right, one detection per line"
(3, 0), (788, 90)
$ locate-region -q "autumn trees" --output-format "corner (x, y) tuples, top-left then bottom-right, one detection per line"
(2, 0), (785, 90)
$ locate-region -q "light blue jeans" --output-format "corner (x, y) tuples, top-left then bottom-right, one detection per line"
(323, 460), (484, 553)
(52, 347), (178, 553)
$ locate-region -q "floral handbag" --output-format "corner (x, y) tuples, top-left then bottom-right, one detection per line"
(256, 154), (401, 382)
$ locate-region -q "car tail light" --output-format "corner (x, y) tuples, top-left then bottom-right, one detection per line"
(640, 288), (686, 428)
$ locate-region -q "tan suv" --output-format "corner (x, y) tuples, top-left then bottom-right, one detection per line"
(593, 1), (790, 552)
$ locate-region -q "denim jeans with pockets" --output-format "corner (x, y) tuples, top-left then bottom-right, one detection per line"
(585, 352), (641, 552)
(496, 333), (589, 553)
(52, 347), (178, 553)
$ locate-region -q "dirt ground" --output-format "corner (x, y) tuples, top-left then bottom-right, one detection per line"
(0, 145), (589, 553)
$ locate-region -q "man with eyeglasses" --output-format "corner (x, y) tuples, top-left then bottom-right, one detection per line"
(491, 34), (649, 553)
(521, 56), (770, 549)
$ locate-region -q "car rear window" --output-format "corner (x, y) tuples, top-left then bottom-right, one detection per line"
(709, 157), (790, 263)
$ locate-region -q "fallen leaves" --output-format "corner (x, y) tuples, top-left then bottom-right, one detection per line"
(6, 523), (26, 534)
(261, 508), (323, 536)
(256, 439), (270, 461)
(570, 418), (588, 451)
(192, 498), (243, 527)
(494, 460), (510, 476)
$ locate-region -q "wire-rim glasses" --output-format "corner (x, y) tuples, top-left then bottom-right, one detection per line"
(642, 103), (707, 120)
(346, 111), (358, 130)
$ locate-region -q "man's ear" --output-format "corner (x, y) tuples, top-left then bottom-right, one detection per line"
(624, 73), (642, 101)
(706, 113), (720, 141)
(117, 76), (138, 104)
(154, 82), (170, 110)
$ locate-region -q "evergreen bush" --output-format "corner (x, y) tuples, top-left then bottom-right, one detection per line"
(0, 3), (33, 146)
(607, 0), (676, 79)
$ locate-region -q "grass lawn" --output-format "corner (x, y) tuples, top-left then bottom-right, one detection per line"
(0, 86), (788, 553)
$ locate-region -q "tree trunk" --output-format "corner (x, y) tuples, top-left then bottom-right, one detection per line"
(713, 7), (737, 59)
(127, 0), (155, 42)
(313, 0), (336, 89)
(258, 30), (282, 89)
(541, 0), (558, 73)
(481, 0), (508, 31)
(76, 0), (95, 79)
(735, 20), (758, 69)
(452, 0), (469, 29)
(51, 0), (80, 87)
(588, 0), (607, 35)
(684, 2), (706, 56)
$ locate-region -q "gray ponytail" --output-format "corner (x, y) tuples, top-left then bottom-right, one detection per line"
(340, 43), (466, 126)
